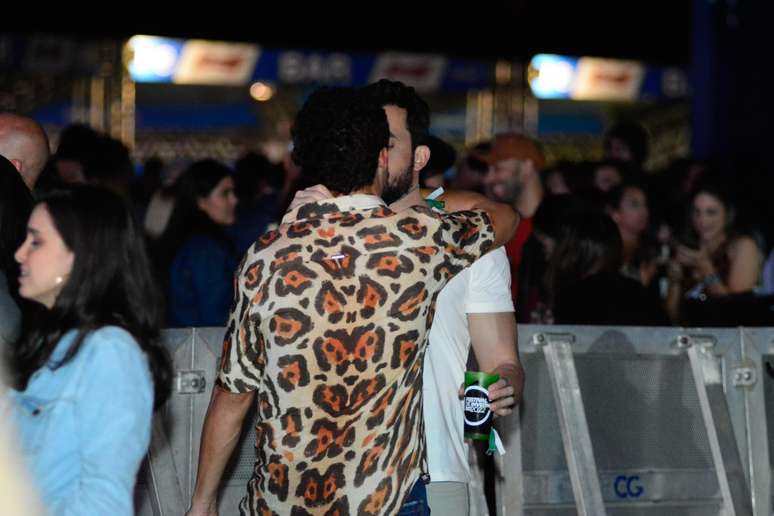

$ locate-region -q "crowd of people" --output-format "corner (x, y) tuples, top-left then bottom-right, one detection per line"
(0, 76), (771, 515)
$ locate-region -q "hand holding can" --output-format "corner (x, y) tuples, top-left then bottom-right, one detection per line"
(463, 371), (500, 441)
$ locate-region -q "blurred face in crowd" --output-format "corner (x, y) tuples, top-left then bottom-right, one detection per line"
(55, 159), (86, 184)
(198, 176), (237, 225)
(593, 165), (623, 192)
(691, 192), (727, 242)
(483, 158), (526, 203)
(381, 105), (414, 204)
(545, 169), (570, 195)
(611, 187), (649, 235)
(607, 137), (633, 163)
(15, 204), (74, 309)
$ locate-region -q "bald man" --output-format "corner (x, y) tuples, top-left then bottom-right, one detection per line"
(0, 113), (50, 190)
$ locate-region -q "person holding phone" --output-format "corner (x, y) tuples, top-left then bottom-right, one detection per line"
(665, 181), (762, 322)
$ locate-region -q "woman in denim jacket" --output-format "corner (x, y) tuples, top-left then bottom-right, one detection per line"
(6, 185), (171, 515)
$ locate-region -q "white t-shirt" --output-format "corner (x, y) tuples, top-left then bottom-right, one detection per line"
(423, 246), (514, 483)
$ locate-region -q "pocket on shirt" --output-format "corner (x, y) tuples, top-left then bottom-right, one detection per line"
(13, 394), (77, 459)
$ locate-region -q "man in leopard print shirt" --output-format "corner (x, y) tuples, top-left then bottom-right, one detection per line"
(187, 87), (518, 516)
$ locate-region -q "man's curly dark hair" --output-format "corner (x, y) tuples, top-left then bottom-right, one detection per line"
(362, 79), (430, 150)
(291, 87), (389, 194)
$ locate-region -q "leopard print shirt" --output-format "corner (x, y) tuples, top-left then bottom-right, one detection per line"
(217, 194), (494, 515)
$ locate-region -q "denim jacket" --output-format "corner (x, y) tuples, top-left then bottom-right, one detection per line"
(7, 326), (153, 515)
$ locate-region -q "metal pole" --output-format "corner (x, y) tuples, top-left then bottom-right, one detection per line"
(536, 333), (607, 516)
(683, 335), (753, 516)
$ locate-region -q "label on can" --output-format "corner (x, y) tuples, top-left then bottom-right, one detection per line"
(463, 385), (491, 427)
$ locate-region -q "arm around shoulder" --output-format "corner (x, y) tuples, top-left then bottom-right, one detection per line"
(436, 189), (519, 248)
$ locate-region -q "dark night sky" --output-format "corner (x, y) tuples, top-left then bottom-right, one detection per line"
(15, 1), (692, 65)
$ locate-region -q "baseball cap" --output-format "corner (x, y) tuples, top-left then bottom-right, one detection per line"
(481, 132), (545, 170)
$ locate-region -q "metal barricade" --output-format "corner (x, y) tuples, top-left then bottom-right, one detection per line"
(135, 325), (774, 515)
(135, 327), (258, 516)
(494, 325), (760, 516)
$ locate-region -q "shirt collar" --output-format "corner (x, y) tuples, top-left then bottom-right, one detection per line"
(282, 194), (387, 224)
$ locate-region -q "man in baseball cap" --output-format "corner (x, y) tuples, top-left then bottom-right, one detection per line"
(480, 132), (546, 304)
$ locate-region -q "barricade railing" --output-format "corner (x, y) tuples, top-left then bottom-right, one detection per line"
(135, 325), (774, 516)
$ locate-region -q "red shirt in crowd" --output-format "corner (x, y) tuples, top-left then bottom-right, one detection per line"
(505, 217), (533, 304)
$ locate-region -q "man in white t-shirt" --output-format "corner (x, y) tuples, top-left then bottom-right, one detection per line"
(363, 79), (525, 515)
(422, 246), (521, 514)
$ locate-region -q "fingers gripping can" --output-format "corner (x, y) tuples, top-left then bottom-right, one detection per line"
(464, 371), (500, 441)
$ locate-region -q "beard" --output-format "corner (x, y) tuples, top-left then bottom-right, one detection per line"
(486, 176), (523, 203)
(381, 166), (413, 205)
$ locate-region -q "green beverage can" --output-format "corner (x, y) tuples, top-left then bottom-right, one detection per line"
(463, 371), (500, 441)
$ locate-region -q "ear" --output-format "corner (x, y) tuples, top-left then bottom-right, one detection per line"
(196, 197), (208, 212)
(9, 158), (23, 173)
(377, 147), (389, 173)
(412, 145), (430, 173)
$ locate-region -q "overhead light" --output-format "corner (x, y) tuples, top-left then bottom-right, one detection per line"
(250, 82), (275, 102)
(127, 35), (180, 82)
(528, 54), (576, 99)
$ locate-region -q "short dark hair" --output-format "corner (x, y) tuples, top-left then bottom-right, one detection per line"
(605, 178), (649, 212)
(362, 79), (430, 149)
(15, 185), (171, 407)
(55, 123), (99, 163)
(604, 121), (649, 166)
(291, 87), (389, 194)
(233, 152), (284, 201)
(83, 135), (134, 182)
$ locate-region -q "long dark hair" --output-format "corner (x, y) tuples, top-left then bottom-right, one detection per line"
(544, 209), (623, 304)
(14, 185), (171, 407)
(155, 159), (234, 275)
(680, 180), (737, 281)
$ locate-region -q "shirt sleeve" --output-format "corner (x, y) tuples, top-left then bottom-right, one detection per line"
(51, 328), (153, 516)
(216, 253), (266, 394)
(465, 246), (515, 314)
(429, 207), (495, 285)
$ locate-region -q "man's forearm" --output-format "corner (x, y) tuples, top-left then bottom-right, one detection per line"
(469, 312), (524, 415)
(189, 386), (255, 513)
